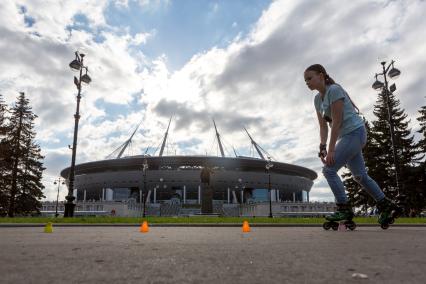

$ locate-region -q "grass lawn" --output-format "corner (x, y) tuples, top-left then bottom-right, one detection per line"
(0, 216), (425, 224)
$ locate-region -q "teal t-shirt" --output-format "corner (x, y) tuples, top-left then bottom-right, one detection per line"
(314, 84), (364, 138)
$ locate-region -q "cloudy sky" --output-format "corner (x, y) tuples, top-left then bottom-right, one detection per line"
(0, 0), (425, 202)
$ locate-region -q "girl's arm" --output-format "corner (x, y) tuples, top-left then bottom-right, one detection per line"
(316, 111), (328, 145)
(328, 99), (344, 153)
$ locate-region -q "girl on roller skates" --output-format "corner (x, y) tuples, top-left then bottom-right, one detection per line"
(303, 64), (402, 230)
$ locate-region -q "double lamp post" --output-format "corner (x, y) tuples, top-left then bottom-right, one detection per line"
(371, 60), (402, 195)
(64, 52), (91, 217)
(53, 178), (65, 217)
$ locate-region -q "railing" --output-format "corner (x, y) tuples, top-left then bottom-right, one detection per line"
(160, 203), (181, 216)
(41, 200), (337, 217)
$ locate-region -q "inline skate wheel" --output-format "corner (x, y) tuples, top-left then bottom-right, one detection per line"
(323, 222), (331, 230)
(345, 221), (356, 231)
(380, 223), (389, 230)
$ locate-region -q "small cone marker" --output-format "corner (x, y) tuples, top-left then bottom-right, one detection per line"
(44, 222), (53, 233)
(242, 220), (251, 233)
(140, 221), (149, 233)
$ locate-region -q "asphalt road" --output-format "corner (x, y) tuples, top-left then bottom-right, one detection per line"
(0, 226), (425, 284)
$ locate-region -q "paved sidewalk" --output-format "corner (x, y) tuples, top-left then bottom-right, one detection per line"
(0, 227), (425, 283)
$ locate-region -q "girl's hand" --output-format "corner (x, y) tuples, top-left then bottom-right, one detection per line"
(325, 151), (335, 166)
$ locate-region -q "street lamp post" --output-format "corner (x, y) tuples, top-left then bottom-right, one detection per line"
(372, 60), (402, 194)
(266, 157), (274, 218)
(65, 51), (92, 217)
(53, 178), (65, 217)
(238, 178), (243, 203)
(158, 178), (165, 216)
(142, 158), (148, 218)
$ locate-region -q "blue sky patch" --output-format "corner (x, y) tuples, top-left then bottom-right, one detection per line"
(19, 5), (35, 27)
(104, 0), (272, 70)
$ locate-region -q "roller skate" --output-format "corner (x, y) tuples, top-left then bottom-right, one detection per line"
(376, 197), (404, 230)
(323, 203), (356, 231)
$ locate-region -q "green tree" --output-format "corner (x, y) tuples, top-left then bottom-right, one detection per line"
(369, 89), (420, 214)
(0, 94), (6, 134)
(4, 92), (45, 217)
(0, 94), (11, 216)
(416, 104), (426, 159)
(406, 103), (426, 216)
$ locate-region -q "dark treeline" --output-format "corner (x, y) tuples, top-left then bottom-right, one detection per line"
(0, 92), (45, 217)
(343, 90), (426, 216)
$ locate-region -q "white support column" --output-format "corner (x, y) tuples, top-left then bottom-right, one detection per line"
(73, 189), (77, 201)
(84, 190), (87, 203)
(102, 188), (105, 201)
(198, 185), (201, 204)
(183, 185), (186, 204)
(154, 187), (157, 204)
(146, 190), (151, 204)
(240, 190), (244, 204)
(307, 191), (310, 203)
(106, 188), (113, 201)
(227, 187), (230, 204)
(139, 189), (142, 204)
(232, 191), (238, 204)
(293, 192), (296, 202)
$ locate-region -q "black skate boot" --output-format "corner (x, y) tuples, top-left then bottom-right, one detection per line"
(376, 197), (403, 230)
(323, 203), (356, 231)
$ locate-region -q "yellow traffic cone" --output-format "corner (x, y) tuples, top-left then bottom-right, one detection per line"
(44, 222), (53, 233)
(242, 220), (251, 233)
(140, 221), (149, 233)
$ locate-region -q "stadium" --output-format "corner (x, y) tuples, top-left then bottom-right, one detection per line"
(59, 120), (319, 216)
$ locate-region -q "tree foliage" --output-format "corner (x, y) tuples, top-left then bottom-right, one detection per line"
(0, 94), (11, 215)
(416, 104), (426, 159)
(1, 92), (45, 217)
(343, 89), (425, 216)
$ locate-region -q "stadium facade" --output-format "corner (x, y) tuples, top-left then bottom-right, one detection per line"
(60, 120), (318, 214)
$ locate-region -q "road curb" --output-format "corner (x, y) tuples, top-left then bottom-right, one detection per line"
(0, 223), (425, 227)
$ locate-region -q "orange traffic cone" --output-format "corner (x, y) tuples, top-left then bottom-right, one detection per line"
(242, 220), (251, 233)
(140, 221), (149, 233)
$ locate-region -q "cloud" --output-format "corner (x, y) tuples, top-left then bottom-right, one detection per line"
(153, 99), (263, 132)
(1, 0), (425, 202)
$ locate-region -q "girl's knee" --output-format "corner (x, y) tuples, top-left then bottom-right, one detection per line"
(353, 173), (369, 184)
(322, 166), (337, 177)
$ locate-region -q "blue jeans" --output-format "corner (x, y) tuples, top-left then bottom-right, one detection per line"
(322, 126), (385, 204)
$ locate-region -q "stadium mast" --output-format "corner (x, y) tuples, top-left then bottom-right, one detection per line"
(244, 127), (266, 160)
(105, 119), (143, 159)
(213, 119), (225, 157)
(159, 117), (172, 157)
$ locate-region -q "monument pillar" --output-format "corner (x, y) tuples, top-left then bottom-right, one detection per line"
(200, 167), (213, 214)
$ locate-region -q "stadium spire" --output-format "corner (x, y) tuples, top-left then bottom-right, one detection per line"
(105, 119), (143, 159)
(159, 116), (172, 157)
(213, 119), (225, 157)
(244, 127), (265, 160)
